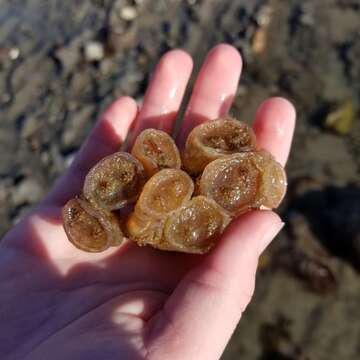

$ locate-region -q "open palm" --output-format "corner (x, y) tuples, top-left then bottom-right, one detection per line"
(0, 44), (295, 360)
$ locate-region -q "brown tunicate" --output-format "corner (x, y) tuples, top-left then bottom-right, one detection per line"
(83, 152), (146, 210)
(126, 168), (194, 244)
(126, 213), (164, 248)
(162, 196), (231, 254)
(63, 197), (124, 252)
(199, 151), (286, 215)
(125, 204), (164, 246)
(63, 116), (288, 255)
(131, 168), (194, 220)
(182, 117), (256, 175)
(259, 153), (287, 209)
(131, 128), (181, 177)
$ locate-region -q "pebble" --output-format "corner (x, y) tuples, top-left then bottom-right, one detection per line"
(324, 100), (356, 136)
(0, 47), (20, 63)
(9, 47), (20, 60)
(252, 28), (268, 54)
(55, 41), (81, 75)
(300, 13), (315, 26)
(120, 6), (138, 21)
(255, 4), (273, 27)
(84, 41), (105, 62)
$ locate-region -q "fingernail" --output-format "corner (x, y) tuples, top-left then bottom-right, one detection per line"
(259, 221), (285, 254)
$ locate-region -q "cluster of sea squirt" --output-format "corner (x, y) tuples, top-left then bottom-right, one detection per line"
(62, 117), (287, 254)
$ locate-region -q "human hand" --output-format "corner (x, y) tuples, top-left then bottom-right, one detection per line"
(0, 44), (295, 360)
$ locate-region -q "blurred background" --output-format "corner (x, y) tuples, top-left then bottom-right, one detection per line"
(1, 0), (360, 359)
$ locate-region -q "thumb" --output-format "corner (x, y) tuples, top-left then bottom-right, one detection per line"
(146, 210), (284, 360)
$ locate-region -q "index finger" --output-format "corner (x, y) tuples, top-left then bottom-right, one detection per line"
(45, 96), (138, 206)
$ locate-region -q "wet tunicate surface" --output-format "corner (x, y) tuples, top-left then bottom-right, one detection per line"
(65, 121), (284, 254)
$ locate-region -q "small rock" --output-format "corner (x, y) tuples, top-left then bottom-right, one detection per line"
(252, 3), (274, 55)
(84, 41), (105, 62)
(120, 6), (138, 21)
(55, 42), (81, 75)
(12, 178), (43, 205)
(255, 4), (273, 27)
(252, 28), (268, 55)
(300, 13), (315, 26)
(324, 100), (356, 136)
(0, 47), (20, 63)
(9, 47), (20, 60)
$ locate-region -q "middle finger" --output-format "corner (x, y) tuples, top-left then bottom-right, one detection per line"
(177, 44), (242, 147)
(130, 49), (193, 139)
